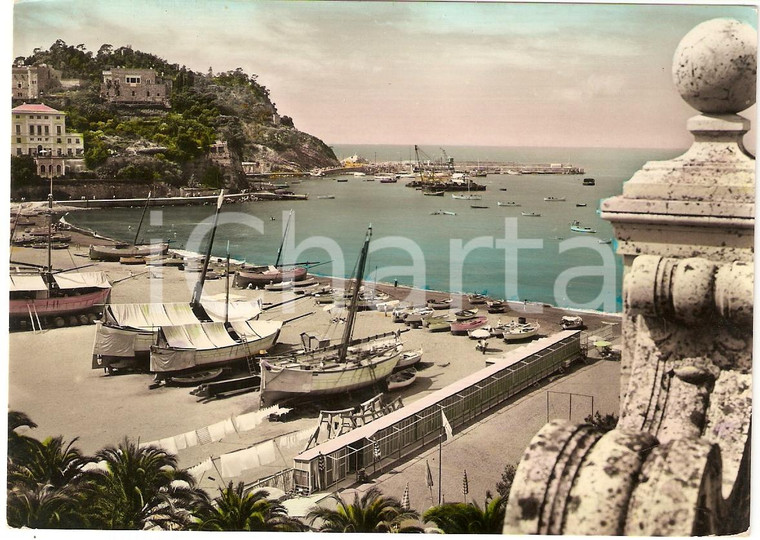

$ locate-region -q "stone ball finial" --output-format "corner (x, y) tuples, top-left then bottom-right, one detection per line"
(673, 18), (757, 114)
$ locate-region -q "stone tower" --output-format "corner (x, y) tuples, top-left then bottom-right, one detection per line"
(502, 18), (755, 536)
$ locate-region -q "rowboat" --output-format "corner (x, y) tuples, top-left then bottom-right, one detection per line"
(387, 368), (417, 391)
(497, 201), (520, 207)
(467, 294), (488, 305)
(427, 298), (452, 310)
(450, 316), (488, 335)
(317, 195), (335, 199)
(560, 315), (584, 330)
(427, 319), (451, 333)
(396, 348), (423, 369)
(503, 322), (540, 341)
(487, 300), (507, 313)
(264, 280), (294, 291)
(455, 308), (479, 320)
(544, 196), (566, 202)
(470, 205), (489, 209)
(119, 256), (146, 265)
(423, 191), (445, 196)
(521, 212), (541, 217)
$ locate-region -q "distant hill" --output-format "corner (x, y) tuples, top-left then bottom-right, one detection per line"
(13, 39), (339, 190)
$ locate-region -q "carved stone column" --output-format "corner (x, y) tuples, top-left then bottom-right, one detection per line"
(503, 18), (755, 535)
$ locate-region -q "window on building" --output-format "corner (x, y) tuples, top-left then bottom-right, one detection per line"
(56, 125), (61, 135)
(44, 115), (48, 119)
(16, 138), (21, 144)
(56, 165), (62, 175)
(125, 76), (141, 84)
(67, 138), (71, 144)
(29, 126), (34, 135)
(147, 91), (151, 97)
(15, 125), (20, 134)
(36, 126), (42, 135)
(57, 138), (62, 143)
(75, 138), (80, 144)
(40, 165), (45, 175)
(68, 149), (73, 156)
(16, 82), (21, 88)
(44, 126), (49, 135)
(131, 91), (136, 96)
(16, 148), (22, 156)
(57, 149), (62, 156)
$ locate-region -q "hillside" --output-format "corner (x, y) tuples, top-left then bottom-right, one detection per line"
(12, 40), (339, 192)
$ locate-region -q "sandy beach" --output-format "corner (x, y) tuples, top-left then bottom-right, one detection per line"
(8, 227), (622, 507)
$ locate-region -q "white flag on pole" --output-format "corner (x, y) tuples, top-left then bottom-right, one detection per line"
(441, 409), (453, 440)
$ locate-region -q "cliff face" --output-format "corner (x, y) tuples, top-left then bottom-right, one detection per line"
(12, 41), (339, 193)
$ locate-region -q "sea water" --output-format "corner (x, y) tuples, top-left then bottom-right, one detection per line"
(67, 146), (684, 312)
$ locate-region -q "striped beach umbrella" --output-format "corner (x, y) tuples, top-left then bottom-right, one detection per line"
(462, 469), (469, 498)
(401, 482), (410, 510)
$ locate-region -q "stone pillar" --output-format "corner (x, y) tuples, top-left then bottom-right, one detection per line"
(503, 18), (754, 536)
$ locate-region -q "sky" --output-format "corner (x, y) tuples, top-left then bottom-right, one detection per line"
(8, 0), (759, 150)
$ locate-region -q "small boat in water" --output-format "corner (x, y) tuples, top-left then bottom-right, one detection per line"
(424, 191), (445, 197)
(497, 201), (520, 207)
(575, 203), (587, 207)
(387, 368), (417, 391)
(430, 210), (457, 216)
(544, 196), (566, 202)
(470, 204), (489, 209)
(337, 178), (348, 182)
(521, 212), (541, 217)
(317, 195), (335, 199)
(583, 178), (596, 186)
(599, 238), (613, 244)
(376, 175), (397, 183)
(570, 220), (596, 234)
(450, 316), (488, 335)
(452, 193), (482, 200)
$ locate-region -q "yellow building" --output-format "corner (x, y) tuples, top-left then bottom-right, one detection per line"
(11, 103), (85, 178)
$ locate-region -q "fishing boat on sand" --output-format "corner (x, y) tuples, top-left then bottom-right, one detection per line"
(259, 226), (405, 406)
(450, 316), (488, 335)
(234, 210), (310, 288)
(395, 348), (423, 369)
(487, 300), (508, 313)
(467, 294), (488, 304)
(503, 321), (540, 341)
(88, 193), (169, 261)
(387, 368), (417, 391)
(560, 315), (584, 330)
(10, 186), (112, 331)
(427, 298), (452, 310)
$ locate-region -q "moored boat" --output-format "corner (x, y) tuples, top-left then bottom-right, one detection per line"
(570, 220), (596, 233)
(89, 242), (169, 262)
(423, 191), (445, 196)
(521, 212), (541, 217)
(544, 196), (566, 202)
(583, 178), (596, 186)
(497, 201), (520, 207)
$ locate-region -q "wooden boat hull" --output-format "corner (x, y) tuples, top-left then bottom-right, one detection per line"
(150, 325), (281, 374)
(259, 344), (402, 405)
(387, 368), (417, 391)
(10, 288), (110, 320)
(395, 349), (423, 369)
(503, 324), (540, 341)
(450, 316), (488, 334)
(89, 243), (168, 262)
(234, 266), (307, 288)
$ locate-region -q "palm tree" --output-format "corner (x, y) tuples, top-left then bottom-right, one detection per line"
(9, 435), (91, 490)
(8, 410), (40, 471)
(81, 437), (208, 530)
(307, 486), (421, 533)
(423, 494), (506, 534)
(191, 481), (307, 531)
(7, 483), (87, 529)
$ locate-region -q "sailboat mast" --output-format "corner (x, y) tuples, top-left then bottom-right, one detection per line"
(224, 241), (230, 323)
(133, 191), (152, 246)
(274, 209), (293, 268)
(338, 225), (372, 362)
(190, 190), (224, 309)
(47, 176), (53, 274)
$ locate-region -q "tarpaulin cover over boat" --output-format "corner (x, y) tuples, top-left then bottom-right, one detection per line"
(150, 320), (283, 373)
(9, 274), (47, 292)
(202, 298), (263, 322)
(54, 271), (111, 289)
(103, 299), (262, 329)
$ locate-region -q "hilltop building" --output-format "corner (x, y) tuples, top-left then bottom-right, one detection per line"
(11, 103), (84, 178)
(100, 67), (172, 106)
(12, 64), (62, 100)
